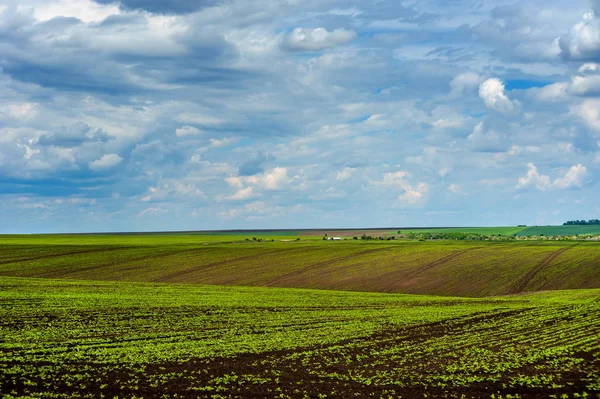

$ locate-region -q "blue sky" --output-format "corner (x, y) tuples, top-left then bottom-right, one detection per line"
(1, 0), (599, 233)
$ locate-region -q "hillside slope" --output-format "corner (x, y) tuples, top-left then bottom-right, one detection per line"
(1, 237), (600, 297)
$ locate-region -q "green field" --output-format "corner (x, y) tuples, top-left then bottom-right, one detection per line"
(2, 277), (599, 398)
(517, 225), (600, 236)
(1, 237), (600, 297)
(395, 226), (528, 236)
(394, 225), (600, 237)
(1, 234), (600, 398)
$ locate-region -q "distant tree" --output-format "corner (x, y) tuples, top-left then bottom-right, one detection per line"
(564, 219), (600, 225)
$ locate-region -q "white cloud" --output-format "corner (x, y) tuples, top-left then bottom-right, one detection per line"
(559, 12), (600, 61)
(141, 180), (205, 202)
(517, 163), (552, 190)
(34, 0), (119, 23)
(7, 103), (37, 119)
(228, 186), (254, 201)
(431, 116), (468, 130)
(282, 27), (357, 51)
(448, 184), (466, 194)
(569, 74), (600, 95)
(176, 112), (225, 126)
(517, 163), (588, 190)
(225, 176), (244, 189)
(467, 122), (508, 152)
(572, 99), (600, 131)
(308, 186), (346, 200)
(406, 147), (454, 177)
(138, 207), (167, 217)
(379, 171), (428, 207)
(209, 137), (239, 148)
(449, 72), (482, 97)
(552, 164), (588, 189)
(579, 63), (600, 73)
(398, 182), (428, 206)
(175, 125), (203, 137)
(261, 167), (289, 190)
(89, 154), (123, 170)
(223, 167), (289, 201)
(479, 78), (520, 114)
(534, 64), (600, 99)
(336, 167), (356, 181)
(534, 82), (568, 101)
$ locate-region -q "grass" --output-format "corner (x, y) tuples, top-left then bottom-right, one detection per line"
(0, 277), (599, 398)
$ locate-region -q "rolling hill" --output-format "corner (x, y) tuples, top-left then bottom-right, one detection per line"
(1, 236), (599, 297)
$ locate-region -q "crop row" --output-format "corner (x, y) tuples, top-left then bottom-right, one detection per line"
(1, 277), (599, 398)
(1, 240), (600, 297)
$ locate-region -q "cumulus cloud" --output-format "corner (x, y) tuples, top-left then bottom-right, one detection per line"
(479, 78), (520, 114)
(534, 64), (600, 99)
(379, 171), (428, 207)
(261, 167), (289, 190)
(224, 167), (290, 201)
(569, 74), (600, 95)
(89, 153), (123, 170)
(572, 99), (600, 132)
(559, 12), (600, 61)
(449, 72), (482, 97)
(516, 163), (588, 190)
(281, 27), (357, 52)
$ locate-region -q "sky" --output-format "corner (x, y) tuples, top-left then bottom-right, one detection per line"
(1, 0), (600, 233)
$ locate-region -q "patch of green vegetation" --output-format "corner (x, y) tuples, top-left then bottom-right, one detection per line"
(0, 277), (598, 398)
(516, 225), (600, 236)
(395, 226), (528, 235)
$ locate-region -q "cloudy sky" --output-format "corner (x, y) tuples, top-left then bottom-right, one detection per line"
(1, 0), (599, 233)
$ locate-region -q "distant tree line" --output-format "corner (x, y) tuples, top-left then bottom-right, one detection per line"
(403, 232), (493, 241)
(563, 219), (600, 226)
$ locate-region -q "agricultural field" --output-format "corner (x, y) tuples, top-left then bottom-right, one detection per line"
(1, 277), (599, 398)
(387, 225), (600, 237)
(393, 226), (528, 236)
(1, 237), (600, 297)
(1, 234), (600, 398)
